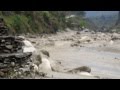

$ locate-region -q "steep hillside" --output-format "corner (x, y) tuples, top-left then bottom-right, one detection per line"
(0, 11), (66, 34)
(0, 11), (89, 34)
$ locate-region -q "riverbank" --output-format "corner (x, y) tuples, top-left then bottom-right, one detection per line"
(27, 29), (120, 79)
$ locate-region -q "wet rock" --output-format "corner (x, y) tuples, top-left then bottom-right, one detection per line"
(67, 38), (74, 41)
(36, 55), (42, 64)
(109, 40), (114, 45)
(80, 36), (93, 43)
(101, 77), (111, 79)
(38, 58), (52, 73)
(50, 60), (64, 72)
(22, 39), (36, 53)
(30, 63), (39, 73)
(91, 31), (95, 34)
(11, 62), (15, 67)
(94, 38), (97, 41)
(40, 50), (50, 57)
(31, 53), (42, 66)
(79, 72), (93, 76)
(76, 40), (81, 44)
(71, 43), (79, 47)
(80, 45), (84, 47)
(76, 31), (80, 34)
(111, 33), (120, 40)
(67, 66), (91, 74)
(114, 57), (119, 60)
(38, 72), (47, 77)
(103, 44), (106, 47)
(94, 76), (101, 79)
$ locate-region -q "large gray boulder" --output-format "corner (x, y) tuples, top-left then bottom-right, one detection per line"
(67, 66), (91, 74)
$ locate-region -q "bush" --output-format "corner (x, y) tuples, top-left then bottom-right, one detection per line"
(79, 20), (87, 27)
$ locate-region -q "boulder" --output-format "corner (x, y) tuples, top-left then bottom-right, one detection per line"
(109, 40), (114, 45)
(80, 36), (93, 43)
(50, 60), (64, 72)
(38, 58), (52, 73)
(67, 66), (91, 74)
(71, 43), (79, 47)
(22, 39), (36, 53)
(76, 31), (80, 35)
(31, 53), (42, 66)
(30, 63), (39, 73)
(111, 33), (120, 40)
(78, 72), (93, 76)
(40, 50), (50, 57)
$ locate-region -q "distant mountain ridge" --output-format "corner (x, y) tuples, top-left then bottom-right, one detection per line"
(88, 14), (118, 29)
(85, 11), (118, 17)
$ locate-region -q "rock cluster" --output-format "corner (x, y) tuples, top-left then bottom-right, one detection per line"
(0, 36), (24, 54)
(0, 18), (32, 78)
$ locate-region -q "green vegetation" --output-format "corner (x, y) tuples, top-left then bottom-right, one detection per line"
(0, 11), (67, 34)
(0, 11), (86, 34)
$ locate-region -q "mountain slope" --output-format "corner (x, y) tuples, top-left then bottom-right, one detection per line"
(0, 11), (66, 34)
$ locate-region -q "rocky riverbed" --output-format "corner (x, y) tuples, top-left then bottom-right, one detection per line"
(25, 29), (120, 79)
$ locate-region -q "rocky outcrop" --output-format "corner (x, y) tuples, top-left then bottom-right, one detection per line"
(0, 36), (24, 54)
(0, 18), (32, 78)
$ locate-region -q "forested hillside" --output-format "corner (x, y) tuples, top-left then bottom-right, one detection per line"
(0, 11), (67, 34)
(0, 11), (87, 34)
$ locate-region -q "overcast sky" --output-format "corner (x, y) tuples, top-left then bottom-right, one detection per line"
(85, 11), (118, 17)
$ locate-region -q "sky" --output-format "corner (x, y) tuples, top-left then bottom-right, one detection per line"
(85, 11), (118, 17)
